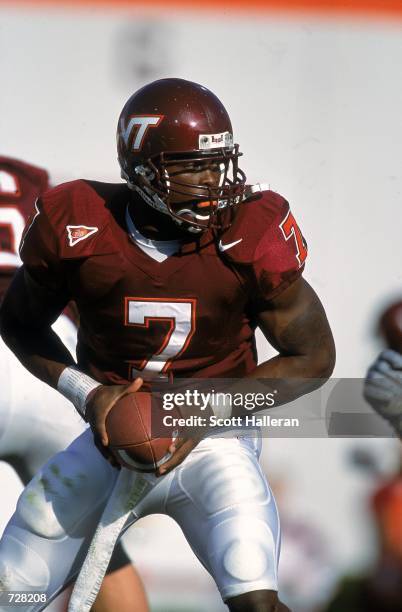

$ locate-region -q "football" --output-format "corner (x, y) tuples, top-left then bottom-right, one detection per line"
(106, 392), (173, 472)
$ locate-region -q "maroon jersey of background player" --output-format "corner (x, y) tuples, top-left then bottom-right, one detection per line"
(20, 179), (307, 385)
(0, 156), (49, 301)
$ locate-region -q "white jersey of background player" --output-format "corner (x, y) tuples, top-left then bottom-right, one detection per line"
(0, 156), (148, 612)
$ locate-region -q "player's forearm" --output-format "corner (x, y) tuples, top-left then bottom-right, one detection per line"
(223, 352), (334, 418)
(1, 320), (102, 419)
(0, 321), (75, 388)
(241, 350), (334, 413)
(0, 266), (76, 388)
(254, 345), (335, 378)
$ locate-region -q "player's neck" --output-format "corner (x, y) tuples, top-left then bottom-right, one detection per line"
(128, 196), (193, 242)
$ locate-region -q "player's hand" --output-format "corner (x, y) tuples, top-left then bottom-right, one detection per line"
(364, 349), (402, 438)
(155, 402), (213, 476)
(155, 433), (203, 477)
(85, 377), (143, 466)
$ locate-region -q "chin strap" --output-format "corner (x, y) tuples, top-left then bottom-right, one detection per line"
(121, 167), (171, 217)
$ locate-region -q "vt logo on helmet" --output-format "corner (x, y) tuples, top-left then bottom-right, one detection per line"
(119, 115), (164, 152)
(116, 78), (246, 232)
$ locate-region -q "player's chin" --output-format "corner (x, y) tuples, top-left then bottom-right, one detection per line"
(178, 211), (211, 231)
(172, 201), (216, 231)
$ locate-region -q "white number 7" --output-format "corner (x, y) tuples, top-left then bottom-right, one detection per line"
(125, 297), (196, 381)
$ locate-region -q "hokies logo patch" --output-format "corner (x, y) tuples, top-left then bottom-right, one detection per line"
(66, 225), (98, 247)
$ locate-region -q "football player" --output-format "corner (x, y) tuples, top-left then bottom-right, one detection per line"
(364, 301), (402, 438)
(0, 79), (335, 612)
(0, 156), (148, 612)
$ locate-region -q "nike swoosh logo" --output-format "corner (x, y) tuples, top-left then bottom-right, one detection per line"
(218, 238), (243, 252)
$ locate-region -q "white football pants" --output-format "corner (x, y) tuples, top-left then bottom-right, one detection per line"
(0, 428), (281, 610)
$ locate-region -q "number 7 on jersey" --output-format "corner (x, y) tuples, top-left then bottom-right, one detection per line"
(125, 297), (197, 381)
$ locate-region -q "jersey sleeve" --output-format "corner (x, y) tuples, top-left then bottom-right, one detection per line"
(251, 199), (307, 305)
(222, 189), (308, 308)
(19, 180), (121, 293)
(19, 197), (65, 293)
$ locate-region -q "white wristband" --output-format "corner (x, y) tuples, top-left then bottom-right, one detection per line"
(57, 367), (101, 418)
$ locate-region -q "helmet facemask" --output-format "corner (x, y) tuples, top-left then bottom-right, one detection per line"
(128, 146), (246, 233)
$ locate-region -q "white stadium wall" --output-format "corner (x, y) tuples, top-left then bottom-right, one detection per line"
(1, 0), (401, 607)
(1, 3), (401, 376)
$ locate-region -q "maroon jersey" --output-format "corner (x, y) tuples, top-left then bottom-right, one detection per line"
(20, 180), (307, 383)
(0, 156), (49, 301)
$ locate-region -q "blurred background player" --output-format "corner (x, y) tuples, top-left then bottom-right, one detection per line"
(323, 449), (402, 612)
(323, 300), (402, 612)
(364, 300), (402, 438)
(0, 155), (148, 612)
(378, 302), (402, 355)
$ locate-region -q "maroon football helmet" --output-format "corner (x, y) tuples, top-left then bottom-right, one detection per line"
(116, 78), (246, 231)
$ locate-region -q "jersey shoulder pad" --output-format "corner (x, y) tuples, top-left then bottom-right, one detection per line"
(220, 186), (307, 270)
(34, 179), (125, 259)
